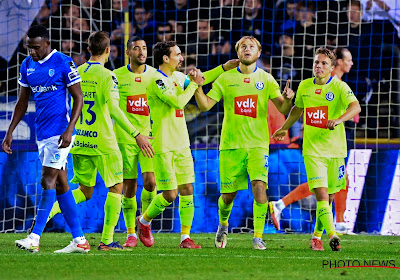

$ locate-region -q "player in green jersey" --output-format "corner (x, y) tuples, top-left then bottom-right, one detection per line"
(194, 36), (294, 250)
(273, 47), (361, 251)
(112, 36), (157, 248)
(71, 31), (153, 251)
(135, 40), (239, 248)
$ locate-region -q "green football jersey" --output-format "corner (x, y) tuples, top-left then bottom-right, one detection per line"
(295, 76), (358, 158)
(147, 70), (198, 154)
(71, 62), (121, 155)
(113, 64), (157, 143)
(207, 67), (282, 150)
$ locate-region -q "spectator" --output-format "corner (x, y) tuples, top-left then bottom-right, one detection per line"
(62, 4), (80, 30)
(35, 3), (51, 27)
(155, 23), (174, 43)
(133, 4), (155, 46)
(72, 18), (91, 41)
(71, 47), (87, 67)
(275, 0), (297, 34)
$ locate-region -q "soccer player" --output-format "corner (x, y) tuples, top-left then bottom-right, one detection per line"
(71, 31), (154, 251)
(2, 25), (90, 253)
(269, 48), (356, 235)
(272, 47), (361, 251)
(194, 36), (294, 250)
(135, 41), (239, 249)
(112, 36), (157, 248)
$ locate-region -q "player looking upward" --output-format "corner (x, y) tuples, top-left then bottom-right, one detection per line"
(3, 25), (89, 253)
(272, 47), (361, 251)
(71, 31), (154, 251)
(194, 36), (294, 250)
(112, 36), (157, 248)
(135, 40), (239, 249)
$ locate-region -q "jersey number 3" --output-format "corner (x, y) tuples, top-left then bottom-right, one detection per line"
(80, 100), (96, 125)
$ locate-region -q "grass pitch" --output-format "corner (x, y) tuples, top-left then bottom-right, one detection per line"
(1, 233), (399, 280)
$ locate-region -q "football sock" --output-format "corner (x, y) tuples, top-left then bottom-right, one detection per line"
(57, 189), (84, 239)
(181, 234), (190, 242)
(317, 200), (336, 238)
(275, 199), (286, 211)
(143, 193), (172, 222)
(253, 200), (268, 239)
(282, 182), (313, 207)
(179, 195), (194, 236)
(334, 186), (348, 223)
(218, 196), (233, 226)
(32, 189), (56, 237)
(141, 188), (157, 213)
(47, 188), (86, 222)
(101, 192), (122, 245)
(122, 196), (137, 234)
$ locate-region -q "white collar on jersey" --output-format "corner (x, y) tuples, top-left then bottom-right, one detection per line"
(38, 49), (57, 64)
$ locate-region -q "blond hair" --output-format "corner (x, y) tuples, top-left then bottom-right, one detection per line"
(235, 36), (262, 52)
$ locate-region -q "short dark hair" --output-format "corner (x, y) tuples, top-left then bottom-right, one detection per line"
(348, 0), (362, 10)
(315, 47), (336, 65)
(153, 41), (177, 66)
(27, 25), (49, 39)
(127, 35), (144, 49)
(157, 23), (173, 32)
(334, 47), (349, 62)
(88, 31), (110, 56)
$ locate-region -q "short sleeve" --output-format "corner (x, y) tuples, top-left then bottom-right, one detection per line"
(339, 81), (358, 108)
(294, 81), (304, 108)
(104, 72), (120, 103)
(267, 74), (282, 100)
(63, 57), (81, 87)
(207, 75), (224, 102)
(18, 59), (29, 87)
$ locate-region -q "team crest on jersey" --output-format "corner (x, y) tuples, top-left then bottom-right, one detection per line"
(338, 165), (345, 180)
(68, 61), (77, 71)
(135, 77), (141, 82)
(264, 155), (269, 169)
(315, 89), (321, 95)
(244, 78), (250, 83)
(112, 76), (118, 85)
(50, 153), (61, 163)
(68, 70), (79, 81)
(347, 90), (354, 97)
(49, 69), (55, 77)
(326, 92), (335, 101)
(255, 81), (264, 90)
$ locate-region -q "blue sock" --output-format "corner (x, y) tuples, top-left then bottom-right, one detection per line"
(32, 189), (56, 236)
(57, 190), (84, 238)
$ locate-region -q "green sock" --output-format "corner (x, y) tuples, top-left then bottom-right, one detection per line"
(144, 193), (172, 221)
(122, 196), (137, 234)
(179, 195), (194, 235)
(316, 200), (336, 238)
(141, 188), (157, 214)
(47, 188), (86, 222)
(101, 192), (122, 245)
(253, 200), (268, 239)
(313, 211), (324, 238)
(218, 196), (233, 226)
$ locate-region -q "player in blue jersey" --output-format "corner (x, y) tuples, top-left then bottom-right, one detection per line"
(2, 25), (90, 253)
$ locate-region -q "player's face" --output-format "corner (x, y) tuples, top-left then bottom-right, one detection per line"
(166, 45), (184, 71)
(313, 54), (334, 79)
(237, 39), (260, 66)
(341, 51), (353, 74)
(26, 37), (50, 62)
(127, 40), (147, 65)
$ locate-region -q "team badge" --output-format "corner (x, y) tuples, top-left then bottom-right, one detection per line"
(255, 81), (264, 90)
(49, 69), (55, 77)
(68, 61), (77, 70)
(326, 92), (334, 101)
(156, 79), (166, 89)
(315, 89), (321, 95)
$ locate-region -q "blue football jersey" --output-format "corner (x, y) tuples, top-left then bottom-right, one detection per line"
(18, 50), (81, 141)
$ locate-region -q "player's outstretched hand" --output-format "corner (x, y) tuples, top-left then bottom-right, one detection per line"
(58, 131), (72, 149)
(282, 79), (294, 100)
(272, 128), (288, 141)
(327, 119), (342, 130)
(2, 134), (12, 154)
(135, 134), (155, 158)
(223, 59), (240, 71)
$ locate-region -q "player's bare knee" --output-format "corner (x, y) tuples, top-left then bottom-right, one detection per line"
(163, 189), (178, 203)
(222, 192), (236, 204)
(143, 180), (156, 192)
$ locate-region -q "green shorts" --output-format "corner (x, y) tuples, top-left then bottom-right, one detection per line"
(303, 155), (346, 194)
(220, 148), (269, 193)
(118, 143), (154, 179)
(153, 148), (195, 191)
(71, 151), (123, 187)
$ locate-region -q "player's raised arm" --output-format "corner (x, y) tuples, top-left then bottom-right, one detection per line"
(2, 86), (31, 154)
(202, 59), (239, 85)
(59, 83), (83, 148)
(271, 79), (295, 115)
(272, 105), (304, 141)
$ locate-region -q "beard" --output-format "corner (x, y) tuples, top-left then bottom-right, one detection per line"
(240, 56), (258, 66)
